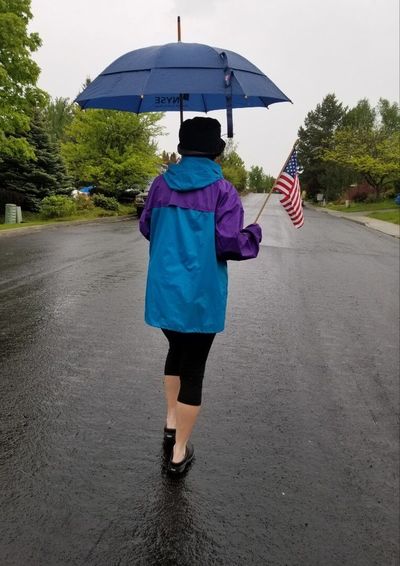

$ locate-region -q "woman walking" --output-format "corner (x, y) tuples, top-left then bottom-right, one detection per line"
(140, 117), (262, 475)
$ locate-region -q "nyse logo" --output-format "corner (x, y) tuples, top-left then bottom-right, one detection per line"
(154, 94), (189, 105)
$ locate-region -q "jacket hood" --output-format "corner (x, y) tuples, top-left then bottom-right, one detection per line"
(163, 157), (223, 191)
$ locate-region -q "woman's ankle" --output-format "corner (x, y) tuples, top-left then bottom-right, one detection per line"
(166, 411), (177, 429)
(172, 443), (186, 463)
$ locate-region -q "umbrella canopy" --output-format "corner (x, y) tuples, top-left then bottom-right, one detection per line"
(79, 185), (93, 194)
(75, 42), (291, 136)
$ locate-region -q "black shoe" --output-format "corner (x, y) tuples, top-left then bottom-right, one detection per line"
(164, 426), (176, 442)
(167, 442), (194, 475)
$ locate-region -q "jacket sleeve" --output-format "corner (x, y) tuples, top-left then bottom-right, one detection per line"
(215, 184), (262, 261)
(139, 181), (156, 240)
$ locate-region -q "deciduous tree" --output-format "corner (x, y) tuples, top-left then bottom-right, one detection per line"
(323, 99), (400, 197)
(0, 0), (46, 159)
(161, 150), (178, 164)
(248, 165), (275, 193)
(248, 165), (264, 192)
(42, 97), (76, 144)
(219, 140), (247, 192)
(61, 108), (164, 190)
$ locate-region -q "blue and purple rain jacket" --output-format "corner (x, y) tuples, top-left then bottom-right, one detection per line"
(139, 157), (262, 333)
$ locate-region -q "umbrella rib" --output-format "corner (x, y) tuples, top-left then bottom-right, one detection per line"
(100, 67), (267, 77)
(136, 94), (143, 114)
(202, 94), (208, 113)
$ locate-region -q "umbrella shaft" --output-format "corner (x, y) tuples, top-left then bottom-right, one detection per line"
(177, 16), (181, 41)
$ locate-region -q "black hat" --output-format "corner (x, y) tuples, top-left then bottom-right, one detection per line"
(178, 117), (226, 156)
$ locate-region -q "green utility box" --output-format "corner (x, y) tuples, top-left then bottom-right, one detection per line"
(5, 203), (17, 224)
(16, 206), (22, 223)
(4, 204), (22, 224)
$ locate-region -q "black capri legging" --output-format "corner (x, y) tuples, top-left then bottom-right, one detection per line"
(162, 329), (216, 406)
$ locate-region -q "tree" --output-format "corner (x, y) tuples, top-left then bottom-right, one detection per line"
(297, 93), (351, 200)
(61, 108), (164, 190)
(161, 150), (178, 164)
(219, 140), (247, 192)
(378, 98), (400, 133)
(323, 99), (400, 197)
(342, 98), (375, 130)
(264, 174), (275, 192)
(248, 165), (275, 193)
(248, 166), (265, 192)
(0, 110), (70, 209)
(0, 0), (46, 159)
(42, 97), (76, 144)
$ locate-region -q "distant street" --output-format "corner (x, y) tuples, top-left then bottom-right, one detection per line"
(0, 194), (398, 566)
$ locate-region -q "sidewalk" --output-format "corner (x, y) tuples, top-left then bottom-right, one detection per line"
(306, 203), (400, 238)
(0, 215), (133, 237)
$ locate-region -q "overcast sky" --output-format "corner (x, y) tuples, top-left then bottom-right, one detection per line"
(30, 0), (399, 174)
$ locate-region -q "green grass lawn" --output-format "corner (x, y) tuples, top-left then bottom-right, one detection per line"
(0, 205), (136, 231)
(367, 210), (400, 225)
(326, 199), (398, 213)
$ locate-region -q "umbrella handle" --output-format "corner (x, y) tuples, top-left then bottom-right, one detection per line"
(226, 102), (233, 138)
(180, 95), (184, 125)
(224, 66), (233, 138)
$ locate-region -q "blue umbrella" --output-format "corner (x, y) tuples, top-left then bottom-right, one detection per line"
(79, 185), (94, 194)
(75, 41), (291, 137)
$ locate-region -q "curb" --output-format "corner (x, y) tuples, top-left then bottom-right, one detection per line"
(0, 215), (136, 237)
(305, 203), (400, 239)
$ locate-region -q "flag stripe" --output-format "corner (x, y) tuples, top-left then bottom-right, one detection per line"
(275, 149), (304, 229)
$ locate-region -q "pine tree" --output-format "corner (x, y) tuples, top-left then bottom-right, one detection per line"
(297, 93), (352, 200)
(0, 110), (70, 209)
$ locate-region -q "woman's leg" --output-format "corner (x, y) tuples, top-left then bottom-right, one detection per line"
(164, 375), (180, 429)
(162, 330), (182, 429)
(173, 402), (201, 462)
(172, 332), (215, 463)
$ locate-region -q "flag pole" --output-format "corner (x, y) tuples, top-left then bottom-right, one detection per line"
(253, 140), (298, 224)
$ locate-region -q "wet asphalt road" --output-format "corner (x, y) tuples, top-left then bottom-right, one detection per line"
(0, 194), (399, 566)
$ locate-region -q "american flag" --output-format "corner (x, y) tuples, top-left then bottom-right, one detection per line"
(274, 149), (304, 228)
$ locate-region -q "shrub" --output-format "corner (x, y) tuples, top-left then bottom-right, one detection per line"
(344, 183), (376, 203)
(383, 187), (396, 199)
(40, 195), (77, 218)
(92, 194), (120, 211)
(75, 194), (95, 211)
